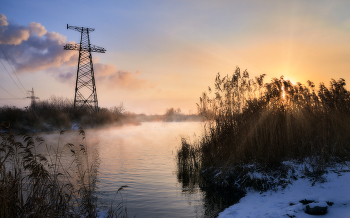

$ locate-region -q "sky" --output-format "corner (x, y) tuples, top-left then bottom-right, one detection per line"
(1, 0), (350, 114)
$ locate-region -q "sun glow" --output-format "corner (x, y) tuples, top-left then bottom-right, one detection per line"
(287, 79), (296, 86)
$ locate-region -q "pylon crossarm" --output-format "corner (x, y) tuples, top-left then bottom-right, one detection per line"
(63, 44), (80, 51)
(63, 44), (106, 53)
(67, 24), (95, 33)
(89, 45), (106, 53)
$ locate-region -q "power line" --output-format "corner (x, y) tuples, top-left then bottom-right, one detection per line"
(0, 59), (27, 97)
(0, 46), (28, 94)
(0, 83), (22, 99)
(0, 51), (27, 97)
(0, 98), (26, 100)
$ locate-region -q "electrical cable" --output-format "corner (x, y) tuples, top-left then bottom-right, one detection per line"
(0, 83), (22, 99)
(0, 59), (28, 96)
(0, 46), (28, 94)
(0, 98), (26, 100)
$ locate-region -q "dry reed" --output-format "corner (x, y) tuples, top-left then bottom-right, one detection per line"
(177, 67), (350, 191)
(0, 125), (127, 218)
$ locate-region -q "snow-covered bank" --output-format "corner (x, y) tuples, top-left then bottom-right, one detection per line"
(219, 165), (350, 218)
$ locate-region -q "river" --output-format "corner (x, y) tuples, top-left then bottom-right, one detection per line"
(41, 122), (213, 217)
(93, 122), (204, 217)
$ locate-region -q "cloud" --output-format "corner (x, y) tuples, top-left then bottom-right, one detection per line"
(94, 63), (154, 89)
(0, 14), (30, 45)
(42, 55), (153, 90)
(57, 72), (75, 83)
(0, 14), (76, 72)
(94, 63), (115, 76)
(29, 22), (47, 37)
(0, 14), (9, 27)
(58, 72), (74, 82)
(108, 70), (150, 89)
(0, 15), (47, 46)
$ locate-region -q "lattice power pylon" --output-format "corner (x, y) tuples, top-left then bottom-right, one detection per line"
(27, 88), (40, 110)
(63, 24), (106, 113)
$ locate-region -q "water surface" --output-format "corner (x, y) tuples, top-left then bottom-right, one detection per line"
(41, 122), (234, 218)
(93, 122), (203, 218)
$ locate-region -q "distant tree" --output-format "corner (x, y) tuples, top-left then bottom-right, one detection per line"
(164, 108), (182, 116)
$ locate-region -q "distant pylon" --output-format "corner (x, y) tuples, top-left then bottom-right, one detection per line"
(63, 24), (106, 113)
(27, 88), (39, 109)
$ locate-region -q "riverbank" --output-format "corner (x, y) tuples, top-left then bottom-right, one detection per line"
(219, 163), (350, 218)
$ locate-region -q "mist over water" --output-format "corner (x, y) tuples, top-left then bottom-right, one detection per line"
(42, 122), (207, 217)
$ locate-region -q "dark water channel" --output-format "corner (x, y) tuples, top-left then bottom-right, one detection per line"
(42, 122), (240, 217)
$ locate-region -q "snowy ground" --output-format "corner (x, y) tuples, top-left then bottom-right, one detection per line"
(219, 164), (350, 218)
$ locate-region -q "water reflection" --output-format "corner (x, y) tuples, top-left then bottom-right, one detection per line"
(178, 170), (244, 217)
(176, 142), (244, 218)
(89, 122), (205, 217)
(39, 122), (242, 217)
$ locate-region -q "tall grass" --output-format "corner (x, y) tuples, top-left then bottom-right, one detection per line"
(178, 67), (350, 191)
(0, 126), (127, 218)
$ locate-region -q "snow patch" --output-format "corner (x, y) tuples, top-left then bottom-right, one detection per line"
(219, 164), (350, 218)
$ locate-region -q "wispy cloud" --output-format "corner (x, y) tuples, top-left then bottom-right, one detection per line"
(94, 63), (154, 89)
(57, 71), (75, 83)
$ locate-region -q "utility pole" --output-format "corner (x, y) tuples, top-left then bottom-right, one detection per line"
(27, 88), (39, 109)
(63, 24), (106, 113)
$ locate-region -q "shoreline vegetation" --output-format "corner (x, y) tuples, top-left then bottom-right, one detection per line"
(0, 126), (128, 218)
(177, 67), (350, 216)
(0, 97), (203, 133)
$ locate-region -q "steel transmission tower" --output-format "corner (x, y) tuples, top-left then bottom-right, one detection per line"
(27, 88), (39, 109)
(63, 24), (106, 113)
